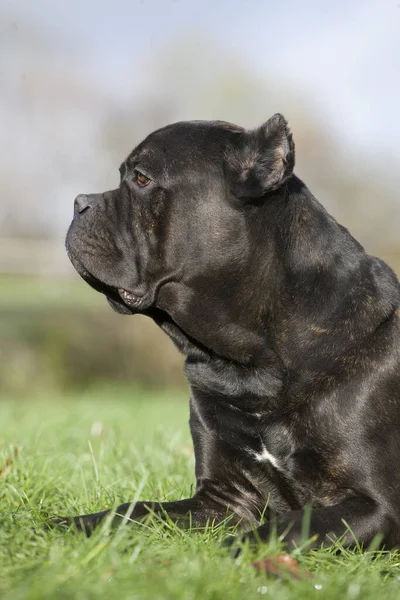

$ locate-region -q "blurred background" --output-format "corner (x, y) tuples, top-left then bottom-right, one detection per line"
(1, 0), (399, 398)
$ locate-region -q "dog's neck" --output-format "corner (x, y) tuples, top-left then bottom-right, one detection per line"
(257, 175), (400, 374)
(152, 175), (400, 401)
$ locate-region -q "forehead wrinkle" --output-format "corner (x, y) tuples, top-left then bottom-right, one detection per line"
(124, 120), (243, 183)
(126, 146), (166, 179)
(128, 146), (160, 165)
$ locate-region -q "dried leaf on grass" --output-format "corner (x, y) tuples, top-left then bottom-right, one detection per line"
(0, 446), (19, 478)
(252, 553), (312, 580)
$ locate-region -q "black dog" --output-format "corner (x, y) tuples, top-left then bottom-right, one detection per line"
(65, 114), (400, 549)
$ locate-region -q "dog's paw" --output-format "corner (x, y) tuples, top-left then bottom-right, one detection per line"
(45, 516), (86, 535)
(46, 511), (110, 537)
(222, 526), (271, 557)
(222, 533), (248, 558)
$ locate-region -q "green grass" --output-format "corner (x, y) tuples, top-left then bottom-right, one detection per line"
(1, 388), (400, 599)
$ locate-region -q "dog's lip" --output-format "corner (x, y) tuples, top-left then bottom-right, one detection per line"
(67, 251), (150, 312)
(67, 250), (136, 309)
(118, 288), (146, 308)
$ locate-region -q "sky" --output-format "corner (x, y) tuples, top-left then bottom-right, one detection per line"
(1, 0), (400, 243)
(8, 0), (400, 155)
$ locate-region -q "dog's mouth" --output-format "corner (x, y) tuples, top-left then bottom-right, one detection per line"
(74, 264), (186, 336)
(106, 292), (139, 315)
(67, 249), (210, 357)
(108, 288), (148, 314)
(117, 288), (144, 308)
(87, 278), (139, 316)
(67, 251), (146, 314)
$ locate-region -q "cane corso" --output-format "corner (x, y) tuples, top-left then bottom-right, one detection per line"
(65, 114), (400, 550)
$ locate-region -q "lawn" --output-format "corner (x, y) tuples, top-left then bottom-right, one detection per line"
(1, 388), (400, 600)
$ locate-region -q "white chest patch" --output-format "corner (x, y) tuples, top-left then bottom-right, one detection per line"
(249, 444), (282, 472)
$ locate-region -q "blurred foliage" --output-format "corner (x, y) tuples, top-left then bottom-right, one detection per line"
(0, 277), (185, 397)
(1, 5), (400, 396)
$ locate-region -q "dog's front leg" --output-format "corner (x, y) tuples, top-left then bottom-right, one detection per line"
(225, 496), (396, 551)
(54, 492), (244, 537)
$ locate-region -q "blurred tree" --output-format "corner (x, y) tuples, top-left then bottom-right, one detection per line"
(0, 14), (399, 263)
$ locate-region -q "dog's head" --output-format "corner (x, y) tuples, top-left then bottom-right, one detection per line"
(66, 114), (295, 360)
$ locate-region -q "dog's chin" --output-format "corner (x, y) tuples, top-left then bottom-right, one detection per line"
(85, 278), (137, 315)
(106, 295), (135, 314)
(86, 280), (138, 315)
(66, 250), (139, 315)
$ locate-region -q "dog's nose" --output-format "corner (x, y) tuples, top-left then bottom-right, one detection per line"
(74, 194), (91, 215)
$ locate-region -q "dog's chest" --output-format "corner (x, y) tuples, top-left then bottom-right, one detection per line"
(191, 390), (348, 511)
(245, 420), (299, 482)
(250, 424), (291, 472)
(243, 418), (348, 510)
(228, 410), (345, 509)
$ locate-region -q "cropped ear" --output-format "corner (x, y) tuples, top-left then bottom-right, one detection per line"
(225, 113), (295, 199)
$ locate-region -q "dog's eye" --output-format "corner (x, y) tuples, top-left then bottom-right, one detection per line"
(134, 171), (151, 188)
